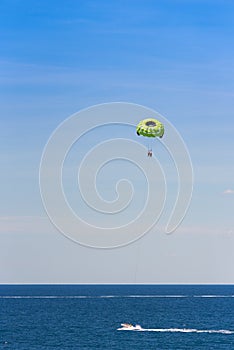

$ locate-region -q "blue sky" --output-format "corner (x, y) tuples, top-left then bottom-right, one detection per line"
(1, 0), (234, 283)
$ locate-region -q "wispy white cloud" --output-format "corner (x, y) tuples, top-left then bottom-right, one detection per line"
(1, 59), (234, 99)
(223, 189), (234, 195)
(174, 224), (234, 236)
(0, 216), (54, 234)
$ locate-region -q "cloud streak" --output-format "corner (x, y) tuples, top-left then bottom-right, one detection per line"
(223, 189), (234, 195)
(0, 216), (54, 234)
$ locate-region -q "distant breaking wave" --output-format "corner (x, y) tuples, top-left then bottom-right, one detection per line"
(1, 295), (234, 299)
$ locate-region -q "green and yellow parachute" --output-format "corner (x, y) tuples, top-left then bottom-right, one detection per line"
(136, 118), (164, 138)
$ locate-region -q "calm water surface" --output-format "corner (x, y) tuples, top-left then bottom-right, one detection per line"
(0, 285), (234, 349)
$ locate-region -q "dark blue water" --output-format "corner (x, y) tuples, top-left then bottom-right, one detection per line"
(0, 285), (234, 349)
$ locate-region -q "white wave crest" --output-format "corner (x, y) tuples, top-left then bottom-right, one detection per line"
(1, 294), (234, 299)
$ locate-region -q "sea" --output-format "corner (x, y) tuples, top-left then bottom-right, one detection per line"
(0, 284), (234, 349)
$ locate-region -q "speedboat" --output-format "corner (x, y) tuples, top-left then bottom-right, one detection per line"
(117, 323), (143, 331)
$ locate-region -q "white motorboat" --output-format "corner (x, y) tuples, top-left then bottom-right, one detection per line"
(117, 323), (143, 331)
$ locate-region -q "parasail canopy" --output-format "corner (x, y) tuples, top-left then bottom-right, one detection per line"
(136, 118), (164, 138)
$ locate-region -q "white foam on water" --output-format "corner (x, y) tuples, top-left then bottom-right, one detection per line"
(1, 294), (234, 299)
(0, 296), (91, 299)
(118, 327), (234, 334)
(127, 295), (188, 298)
(193, 295), (234, 298)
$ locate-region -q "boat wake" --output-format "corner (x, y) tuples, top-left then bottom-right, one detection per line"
(117, 325), (234, 334)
